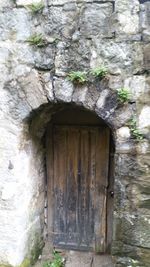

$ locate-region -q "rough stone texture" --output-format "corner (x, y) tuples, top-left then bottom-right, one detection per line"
(139, 106), (150, 136)
(140, 1), (150, 42)
(17, 0), (42, 6)
(144, 44), (150, 71)
(65, 251), (114, 267)
(54, 78), (74, 102)
(0, 0), (150, 266)
(34, 248), (114, 267)
(116, 127), (131, 141)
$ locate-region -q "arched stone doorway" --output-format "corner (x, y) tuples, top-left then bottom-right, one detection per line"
(45, 106), (114, 254)
(23, 75), (134, 266)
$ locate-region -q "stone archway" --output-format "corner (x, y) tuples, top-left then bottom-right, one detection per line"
(27, 102), (115, 266)
(1, 67), (147, 267)
(22, 84), (148, 267)
(21, 70), (135, 264)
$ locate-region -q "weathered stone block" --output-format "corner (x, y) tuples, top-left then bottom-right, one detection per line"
(96, 89), (110, 110)
(45, 4), (79, 39)
(114, 213), (150, 248)
(137, 247), (150, 267)
(40, 72), (54, 101)
(45, 2), (113, 40)
(0, 0), (14, 8)
(144, 44), (150, 70)
(137, 143), (150, 157)
(13, 44), (34, 65)
(114, 0), (140, 39)
(115, 142), (136, 154)
(83, 85), (100, 110)
(93, 41), (143, 75)
(137, 154), (150, 180)
(72, 84), (101, 110)
(18, 70), (48, 111)
(115, 0), (139, 11)
(33, 45), (55, 70)
(115, 154), (141, 178)
(54, 77), (74, 102)
(124, 76), (146, 102)
(112, 104), (134, 129)
(44, 6), (63, 36)
(139, 106), (150, 136)
(0, 9), (31, 42)
(140, 2), (150, 41)
(112, 240), (150, 266)
(108, 75), (123, 91)
(79, 3), (114, 38)
(55, 39), (91, 75)
(1, 69), (48, 121)
(116, 11), (139, 35)
(116, 127), (130, 141)
(72, 85), (88, 105)
(144, 76), (150, 104)
(130, 182), (150, 210)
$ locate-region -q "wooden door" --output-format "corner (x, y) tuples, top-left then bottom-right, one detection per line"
(47, 126), (110, 252)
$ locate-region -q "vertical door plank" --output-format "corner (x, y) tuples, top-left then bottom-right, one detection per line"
(46, 125), (54, 242)
(80, 128), (90, 248)
(106, 137), (114, 252)
(95, 128), (110, 253)
(88, 129), (97, 249)
(53, 126), (67, 244)
(66, 128), (79, 246)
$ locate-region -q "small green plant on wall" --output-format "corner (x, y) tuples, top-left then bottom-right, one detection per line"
(43, 251), (65, 267)
(67, 71), (88, 84)
(90, 66), (108, 79)
(128, 259), (139, 267)
(117, 88), (131, 103)
(26, 2), (44, 14)
(26, 34), (47, 47)
(128, 117), (144, 141)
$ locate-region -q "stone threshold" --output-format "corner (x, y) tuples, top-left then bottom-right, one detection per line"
(34, 243), (114, 267)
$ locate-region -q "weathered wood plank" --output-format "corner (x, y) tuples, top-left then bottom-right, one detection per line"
(66, 128), (79, 246)
(95, 128), (110, 253)
(46, 125), (54, 242)
(53, 127), (67, 243)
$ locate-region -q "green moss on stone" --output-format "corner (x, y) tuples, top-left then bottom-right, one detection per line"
(139, 199), (150, 209)
(139, 185), (150, 195)
(138, 247), (150, 267)
(30, 246), (41, 265)
(30, 236), (44, 265)
(19, 258), (31, 267)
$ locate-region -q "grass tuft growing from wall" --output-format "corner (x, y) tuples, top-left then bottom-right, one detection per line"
(26, 34), (47, 47)
(26, 2), (44, 14)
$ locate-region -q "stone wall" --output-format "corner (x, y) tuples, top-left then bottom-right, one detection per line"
(0, 0), (150, 266)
